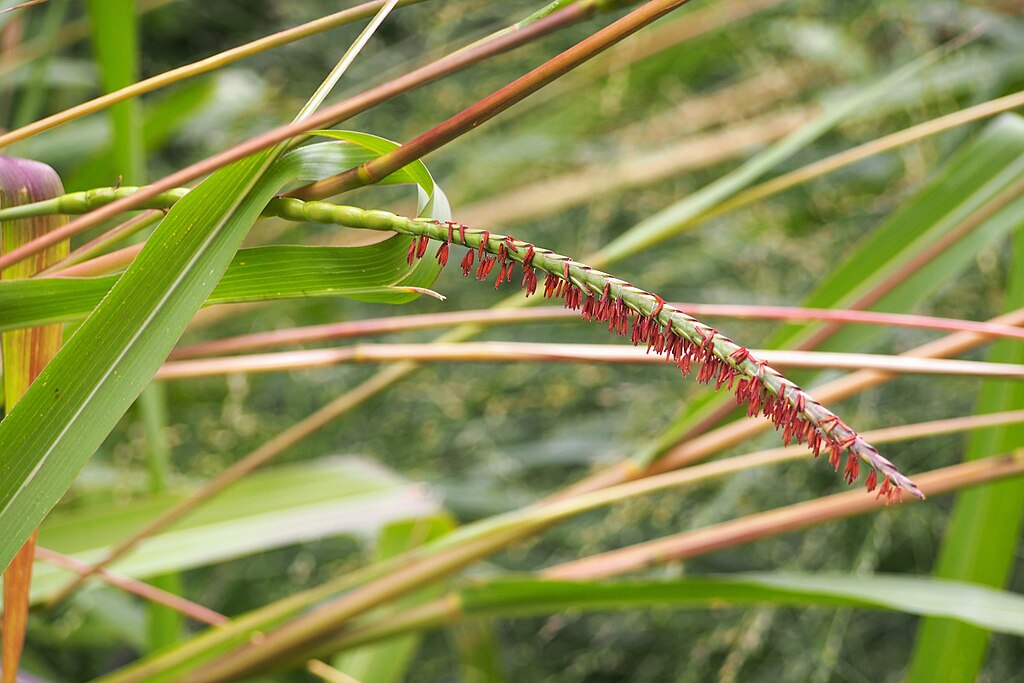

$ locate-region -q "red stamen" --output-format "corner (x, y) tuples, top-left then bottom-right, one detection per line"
(460, 249), (475, 276)
(843, 453), (860, 484)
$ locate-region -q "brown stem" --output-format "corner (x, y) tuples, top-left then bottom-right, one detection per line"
(286, 0), (695, 200)
(314, 451), (1024, 654)
(0, 1), (592, 274)
(545, 451), (1024, 579)
(34, 547), (227, 626)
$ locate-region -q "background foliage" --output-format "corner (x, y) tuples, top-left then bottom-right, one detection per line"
(0, 0), (1022, 681)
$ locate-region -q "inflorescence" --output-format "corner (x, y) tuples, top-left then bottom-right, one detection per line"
(399, 217), (923, 503)
(0, 181), (922, 502)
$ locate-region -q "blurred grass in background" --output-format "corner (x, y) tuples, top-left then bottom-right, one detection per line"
(2, 0), (1022, 681)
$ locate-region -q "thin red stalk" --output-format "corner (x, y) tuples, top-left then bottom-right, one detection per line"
(0, 1), (593, 273)
(545, 452), (1024, 580)
(154, 342), (1024, 380)
(48, 242), (141, 277)
(169, 303), (1024, 360)
(286, 0), (695, 199)
(39, 209), (162, 275)
(33, 547), (227, 626)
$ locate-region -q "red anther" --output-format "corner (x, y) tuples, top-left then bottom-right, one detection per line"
(504, 235), (519, 252)
(876, 474), (892, 501)
(406, 240), (417, 266)
(697, 327), (717, 353)
(601, 282), (611, 302)
(447, 223), (455, 244)
(650, 295), (665, 319)
(581, 295), (596, 320)
(843, 453), (860, 484)
(460, 249), (475, 276)
(476, 255), (496, 280)
(810, 431), (823, 458)
(416, 235), (430, 259)
(792, 390), (805, 413)
(522, 244), (535, 267)
(865, 469), (878, 492)
(729, 347), (751, 363)
(522, 266), (538, 296)
(819, 415), (839, 433)
(478, 231), (490, 258)
(543, 273), (560, 298)
(436, 242), (449, 266)
(563, 259), (572, 281)
(566, 285), (583, 310)
(459, 223), (467, 244)
(828, 443), (842, 470)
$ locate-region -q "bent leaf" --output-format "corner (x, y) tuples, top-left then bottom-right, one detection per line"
(0, 134), (447, 571)
(0, 242), (445, 331)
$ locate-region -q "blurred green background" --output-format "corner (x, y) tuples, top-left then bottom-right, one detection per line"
(3, 0), (1022, 681)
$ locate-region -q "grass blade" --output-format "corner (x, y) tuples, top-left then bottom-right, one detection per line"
(906, 233), (1024, 681)
(453, 575), (1024, 636)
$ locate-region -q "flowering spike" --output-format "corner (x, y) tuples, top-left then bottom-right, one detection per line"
(384, 215), (922, 501)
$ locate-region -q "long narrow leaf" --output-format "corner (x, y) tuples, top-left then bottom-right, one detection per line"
(453, 575), (1024, 637)
(906, 232), (1024, 681)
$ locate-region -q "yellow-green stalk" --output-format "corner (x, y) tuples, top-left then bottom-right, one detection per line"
(0, 157), (68, 683)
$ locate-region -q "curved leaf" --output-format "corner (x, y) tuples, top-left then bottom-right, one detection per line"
(0, 134), (446, 571)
